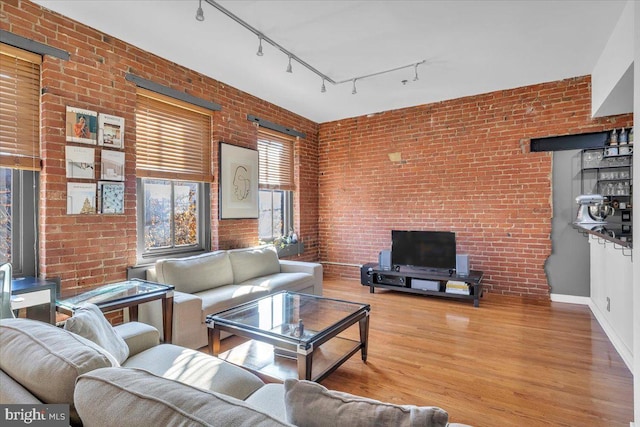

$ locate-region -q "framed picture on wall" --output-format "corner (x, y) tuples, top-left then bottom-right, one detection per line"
(67, 182), (96, 215)
(98, 113), (125, 148)
(66, 106), (97, 144)
(219, 142), (259, 219)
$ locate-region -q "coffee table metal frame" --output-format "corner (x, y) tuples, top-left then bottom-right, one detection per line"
(206, 291), (370, 382)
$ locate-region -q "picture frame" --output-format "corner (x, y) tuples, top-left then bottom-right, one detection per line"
(100, 149), (125, 181)
(98, 113), (125, 148)
(98, 181), (125, 214)
(66, 106), (97, 144)
(67, 182), (97, 215)
(65, 146), (95, 179)
(219, 142), (259, 219)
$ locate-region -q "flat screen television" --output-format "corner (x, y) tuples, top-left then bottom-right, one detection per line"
(391, 230), (456, 271)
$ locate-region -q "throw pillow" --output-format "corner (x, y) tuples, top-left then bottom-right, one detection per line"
(75, 367), (294, 427)
(64, 303), (129, 364)
(284, 379), (449, 427)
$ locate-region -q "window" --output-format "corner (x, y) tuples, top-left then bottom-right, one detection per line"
(135, 89), (212, 261)
(0, 44), (41, 276)
(257, 130), (294, 243)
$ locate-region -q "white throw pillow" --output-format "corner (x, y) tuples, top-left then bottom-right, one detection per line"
(64, 303), (129, 364)
(284, 379), (449, 427)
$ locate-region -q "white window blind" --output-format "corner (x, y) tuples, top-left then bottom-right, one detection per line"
(0, 44), (41, 171)
(135, 88), (213, 182)
(258, 129), (294, 191)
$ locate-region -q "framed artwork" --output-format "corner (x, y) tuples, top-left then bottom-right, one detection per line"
(67, 182), (96, 215)
(219, 142), (259, 219)
(66, 106), (97, 144)
(65, 146), (95, 179)
(98, 113), (125, 148)
(98, 181), (125, 214)
(100, 149), (125, 181)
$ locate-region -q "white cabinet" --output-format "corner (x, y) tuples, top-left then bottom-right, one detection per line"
(589, 234), (633, 369)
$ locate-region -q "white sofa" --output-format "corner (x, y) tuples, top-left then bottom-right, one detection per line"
(0, 318), (465, 427)
(139, 245), (323, 349)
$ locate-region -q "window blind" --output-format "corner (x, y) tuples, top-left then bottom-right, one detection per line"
(135, 88), (213, 182)
(258, 129), (294, 190)
(0, 44), (41, 170)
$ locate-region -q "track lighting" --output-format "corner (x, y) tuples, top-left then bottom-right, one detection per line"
(199, 1), (426, 95)
(256, 36), (263, 56)
(195, 0), (204, 21)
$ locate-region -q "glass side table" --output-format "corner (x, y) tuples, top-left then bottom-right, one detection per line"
(57, 279), (174, 343)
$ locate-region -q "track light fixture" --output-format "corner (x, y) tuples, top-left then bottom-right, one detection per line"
(196, 0), (205, 21)
(199, 1), (426, 95)
(256, 36), (264, 57)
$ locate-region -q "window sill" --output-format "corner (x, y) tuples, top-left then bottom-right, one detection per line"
(277, 241), (304, 258)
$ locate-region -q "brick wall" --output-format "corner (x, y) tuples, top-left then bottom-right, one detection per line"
(2, 1), (318, 293)
(3, 1), (633, 300)
(318, 78), (633, 298)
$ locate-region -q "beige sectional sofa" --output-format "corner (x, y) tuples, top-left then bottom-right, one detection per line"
(139, 245), (323, 349)
(0, 317), (466, 427)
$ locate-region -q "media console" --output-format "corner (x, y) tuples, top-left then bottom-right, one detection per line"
(360, 263), (485, 307)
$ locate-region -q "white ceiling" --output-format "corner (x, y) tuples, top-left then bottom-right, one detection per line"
(33, 0), (627, 124)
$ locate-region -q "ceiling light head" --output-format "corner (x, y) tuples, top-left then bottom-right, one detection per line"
(196, 0), (205, 21)
(286, 56), (293, 73)
(321, 78), (326, 93)
(256, 37), (264, 56)
(352, 79), (357, 95)
(413, 63), (419, 81)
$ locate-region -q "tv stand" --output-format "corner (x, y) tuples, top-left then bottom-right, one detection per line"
(360, 263), (485, 307)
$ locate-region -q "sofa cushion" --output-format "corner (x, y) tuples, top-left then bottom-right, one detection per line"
(239, 272), (316, 294)
(228, 246), (280, 284)
(0, 318), (115, 405)
(122, 343), (265, 400)
(156, 251), (234, 294)
(283, 379), (450, 427)
(64, 303), (129, 364)
(198, 284), (270, 321)
(75, 367), (293, 427)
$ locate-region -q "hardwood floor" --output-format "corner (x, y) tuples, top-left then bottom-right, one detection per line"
(214, 278), (633, 426)
(305, 279), (633, 427)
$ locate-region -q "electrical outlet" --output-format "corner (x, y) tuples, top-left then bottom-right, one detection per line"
(606, 297), (610, 312)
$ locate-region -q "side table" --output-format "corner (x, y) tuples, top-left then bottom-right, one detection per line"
(57, 279), (174, 343)
(11, 276), (58, 324)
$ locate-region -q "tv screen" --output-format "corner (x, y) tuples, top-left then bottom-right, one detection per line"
(391, 230), (456, 270)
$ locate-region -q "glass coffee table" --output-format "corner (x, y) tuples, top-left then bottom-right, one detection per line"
(57, 279), (174, 343)
(206, 291), (370, 382)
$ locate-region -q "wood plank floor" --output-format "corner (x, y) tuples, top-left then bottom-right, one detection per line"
(217, 278), (633, 426)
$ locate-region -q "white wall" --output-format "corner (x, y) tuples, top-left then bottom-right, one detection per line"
(592, 0), (634, 118)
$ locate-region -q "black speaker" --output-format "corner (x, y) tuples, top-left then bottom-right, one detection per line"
(378, 249), (391, 271)
(360, 263), (375, 286)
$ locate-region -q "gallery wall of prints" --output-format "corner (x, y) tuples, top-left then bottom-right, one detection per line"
(65, 106), (125, 215)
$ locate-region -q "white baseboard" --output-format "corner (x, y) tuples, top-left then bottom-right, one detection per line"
(588, 301), (633, 372)
(549, 293), (590, 305)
